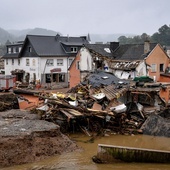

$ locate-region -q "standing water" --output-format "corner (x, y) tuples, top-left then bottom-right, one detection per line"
(1, 134), (170, 170)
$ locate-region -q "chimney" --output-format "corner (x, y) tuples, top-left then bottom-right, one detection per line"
(110, 42), (119, 52)
(67, 34), (69, 42)
(144, 40), (150, 54)
(55, 34), (60, 41)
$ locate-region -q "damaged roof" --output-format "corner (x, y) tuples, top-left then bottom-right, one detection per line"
(109, 60), (141, 70)
(84, 71), (129, 87)
(84, 44), (113, 58)
(101, 84), (128, 101)
(112, 43), (157, 60)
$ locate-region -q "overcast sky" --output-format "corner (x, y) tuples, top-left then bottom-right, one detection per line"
(0, 0), (170, 36)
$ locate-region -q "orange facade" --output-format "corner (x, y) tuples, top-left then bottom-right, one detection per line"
(145, 44), (170, 82)
(69, 53), (80, 88)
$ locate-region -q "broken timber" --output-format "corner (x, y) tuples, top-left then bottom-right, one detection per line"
(94, 144), (170, 163)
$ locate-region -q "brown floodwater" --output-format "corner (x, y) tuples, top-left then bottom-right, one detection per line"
(1, 134), (170, 170)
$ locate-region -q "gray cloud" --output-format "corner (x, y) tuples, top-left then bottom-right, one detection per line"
(0, 0), (170, 35)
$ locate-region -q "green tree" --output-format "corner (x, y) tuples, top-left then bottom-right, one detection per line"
(151, 24), (170, 45)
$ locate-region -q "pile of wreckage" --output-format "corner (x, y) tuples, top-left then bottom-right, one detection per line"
(31, 71), (170, 137)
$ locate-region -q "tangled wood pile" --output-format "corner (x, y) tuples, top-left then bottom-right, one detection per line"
(30, 82), (165, 136)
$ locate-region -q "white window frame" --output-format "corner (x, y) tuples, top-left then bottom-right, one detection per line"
(12, 59), (14, 65)
(46, 59), (54, 66)
(151, 64), (157, 72)
(71, 47), (77, 53)
(57, 59), (63, 66)
(26, 59), (30, 66)
(13, 47), (16, 53)
(32, 59), (36, 66)
(68, 58), (73, 67)
(8, 47), (11, 54)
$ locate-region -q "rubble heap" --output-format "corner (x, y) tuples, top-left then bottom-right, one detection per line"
(31, 80), (167, 137)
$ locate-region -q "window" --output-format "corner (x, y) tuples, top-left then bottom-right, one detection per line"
(12, 59), (14, 65)
(6, 59), (8, 65)
(18, 59), (20, 65)
(57, 59), (63, 66)
(26, 59), (30, 66)
(59, 74), (65, 82)
(46, 59), (54, 66)
(32, 59), (36, 66)
(13, 47), (16, 53)
(71, 47), (77, 53)
(8, 47), (11, 54)
(160, 64), (164, 72)
(76, 61), (80, 70)
(28, 47), (32, 52)
(151, 64), (157, 72)
(68, 58), (73, 66)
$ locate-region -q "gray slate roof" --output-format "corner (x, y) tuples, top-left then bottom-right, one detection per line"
(24, 35), (89, 56)
(112, 43), (157, 60)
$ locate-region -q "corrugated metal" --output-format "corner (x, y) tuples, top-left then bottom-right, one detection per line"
(101, 84), (128, 101)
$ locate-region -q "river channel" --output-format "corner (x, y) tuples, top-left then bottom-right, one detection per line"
(1, 134), (170, 170)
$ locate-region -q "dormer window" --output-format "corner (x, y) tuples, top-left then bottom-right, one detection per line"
(71, 47), (77, 53)
(8, 47), (11, 54)
(13, 47), (16, 53)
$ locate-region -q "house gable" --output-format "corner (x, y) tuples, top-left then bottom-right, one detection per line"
(145, 44), (170, 81)
(19, 37), (38, 57)
(19, 35), (89, 57)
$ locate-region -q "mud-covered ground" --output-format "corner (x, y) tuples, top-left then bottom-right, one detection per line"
(0, 110), (80, 168)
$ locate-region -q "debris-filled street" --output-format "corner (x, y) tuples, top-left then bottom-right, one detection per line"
(26, 71), (170, 137)
(0, 71), (170, 168)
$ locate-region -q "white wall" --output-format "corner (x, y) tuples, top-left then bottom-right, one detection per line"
(136, 61), (147, 77)
(4, 56), (74, 83)
(79, 47), (93, 71)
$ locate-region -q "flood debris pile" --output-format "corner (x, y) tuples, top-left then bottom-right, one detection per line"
(0, 109), (79, 167)
(31, 72), (169, 137)
(0, 92), (19, 111)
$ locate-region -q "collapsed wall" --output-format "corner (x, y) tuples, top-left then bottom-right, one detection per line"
(0, 110), (79, 167)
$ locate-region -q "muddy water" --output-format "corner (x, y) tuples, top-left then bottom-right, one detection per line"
(1, 134), (170, 170)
